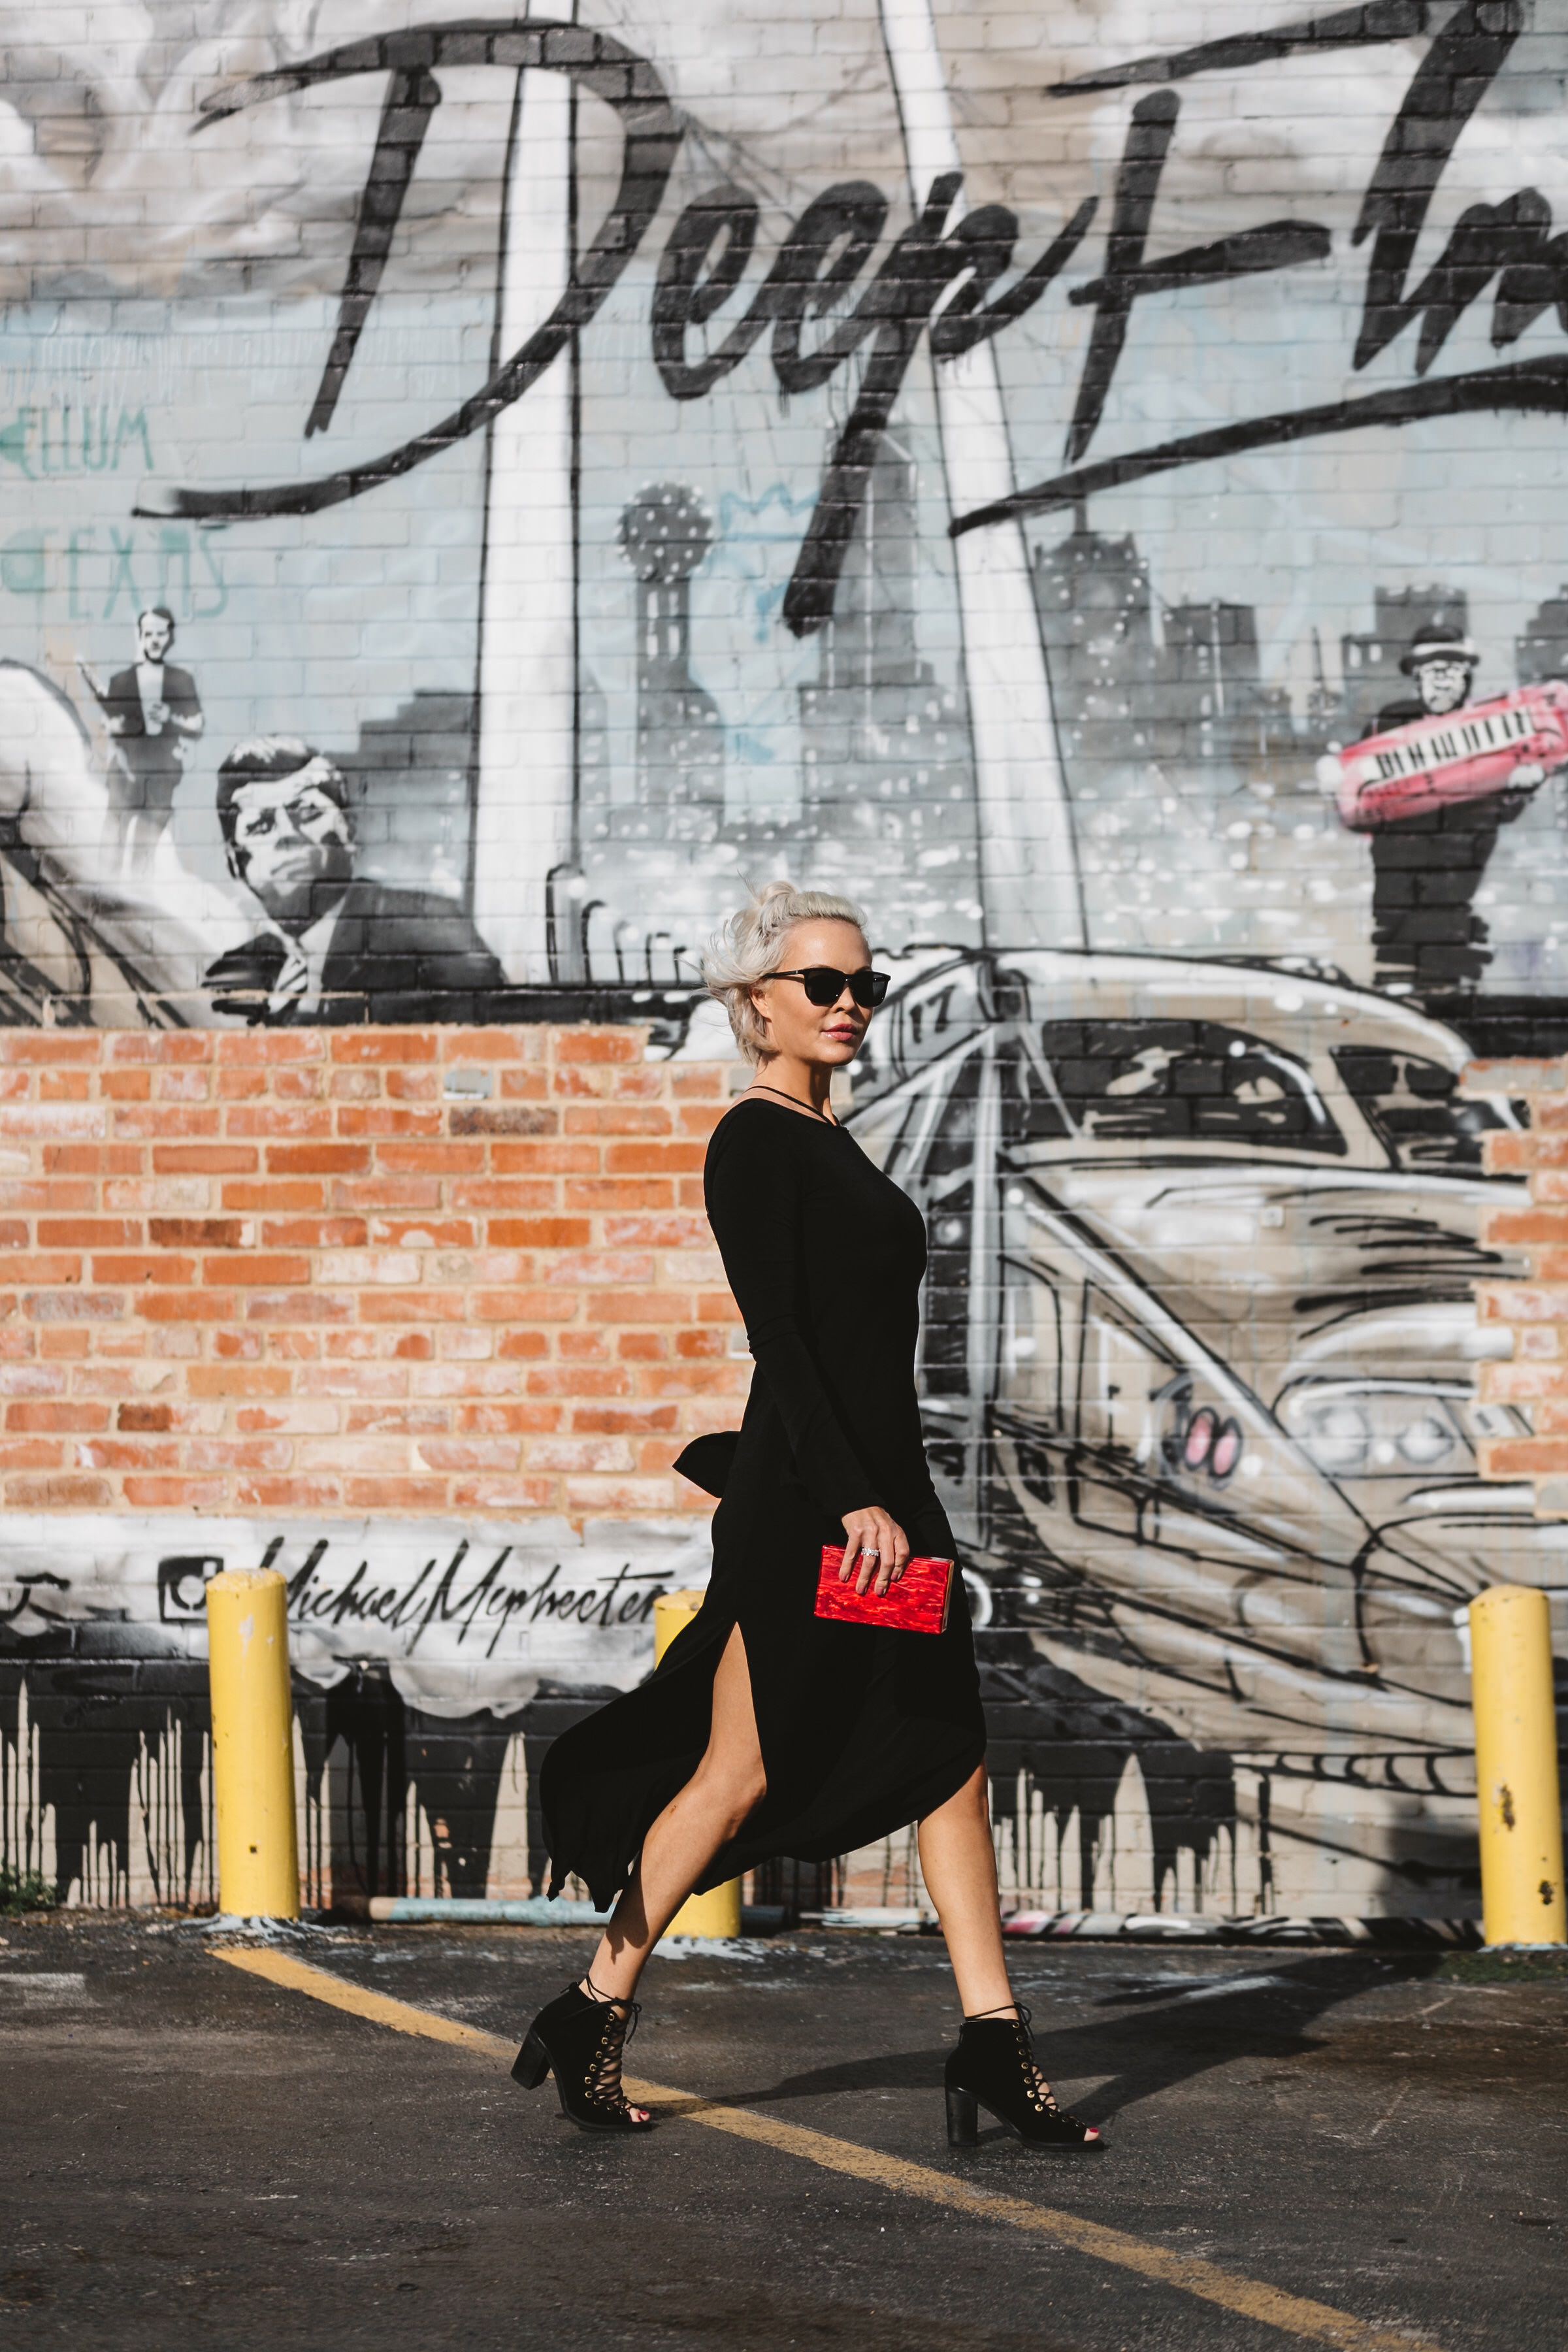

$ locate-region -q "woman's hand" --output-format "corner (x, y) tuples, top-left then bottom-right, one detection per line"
(839, 1506), (911, 1598)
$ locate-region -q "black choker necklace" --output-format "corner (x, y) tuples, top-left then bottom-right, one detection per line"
(749, 1082), (837, 1126)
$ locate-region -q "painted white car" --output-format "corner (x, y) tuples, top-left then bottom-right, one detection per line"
(847, 951), (1558, 1893)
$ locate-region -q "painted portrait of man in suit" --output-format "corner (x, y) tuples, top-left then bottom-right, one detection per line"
(78, 608), (204, 872)
(203, 737), (508, 1025)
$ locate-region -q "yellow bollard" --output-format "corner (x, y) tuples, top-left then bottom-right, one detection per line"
(1469, 1584), (1567, 1948)
(206, 1568), (301, 1919)
(654, 1588), (742, 1939)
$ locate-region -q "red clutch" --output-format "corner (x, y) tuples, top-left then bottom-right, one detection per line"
(815, 1544), (955, 1635)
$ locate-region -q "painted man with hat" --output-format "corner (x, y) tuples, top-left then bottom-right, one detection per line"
(1360, 622), (1543, 996)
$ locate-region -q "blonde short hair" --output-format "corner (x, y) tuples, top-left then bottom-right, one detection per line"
(701, 880), (868, 1064)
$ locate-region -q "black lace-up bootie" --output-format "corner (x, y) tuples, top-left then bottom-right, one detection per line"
(945, 2006), (1103, 2149)
(512, 1982), (653, 2132)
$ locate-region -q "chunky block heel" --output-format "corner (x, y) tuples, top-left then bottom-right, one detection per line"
(511, 2029), (550, 2089)
(945, 2084), (979, 2148)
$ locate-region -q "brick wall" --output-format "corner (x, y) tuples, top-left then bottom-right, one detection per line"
(0, 1026), (743, 1522)
(1474, 1060), (1568, 1513)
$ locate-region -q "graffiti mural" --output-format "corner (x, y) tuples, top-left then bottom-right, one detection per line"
(3, 1), (1568, 1913)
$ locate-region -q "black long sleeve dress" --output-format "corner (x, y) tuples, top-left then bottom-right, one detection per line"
(540, 1097), (985, 1909)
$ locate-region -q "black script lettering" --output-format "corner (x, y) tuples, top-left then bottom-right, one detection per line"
(951, 351), (1568, 537)
(141, 21), (680, 524)
(1493, 203), (1568, 348)
(655, 180), (889, 401)
(1048, 0), (1439, 99)
(653, 186), (763, 399)
(1066, 91), (1330, 462)
(1351, 0), (1520, 370)
(782, 176), (1094, 636)
(306, 65), (444, 437)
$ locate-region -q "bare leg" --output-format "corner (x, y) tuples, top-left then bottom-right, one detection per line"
(921, 1762), (1098, 2142)
(579, 1622), (764, 2080)
(918, 1763), (1017, 2018)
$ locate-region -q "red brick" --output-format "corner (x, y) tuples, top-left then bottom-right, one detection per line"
(563, 1177), (673, 1211)
(470, 1288), (580, 1323)
(140, 1290), (243, 1324)
(148, 1218), (250, 1248)
(367, 1218), (476, 1248)
(6, 1474), (112, 1507)
(215, 1030), (327, 1065)
(122, 1476), (230, 1508)
(265, 1143), (371, 1175)
(564, 1103), (672, 1137)
(206, 1253), (310, 1286)
(493, 1142), (598, 1175)
(110, 1106), (221, 1139)
(331, 1031), (439, 1063)
(555, 1029), (642, 1064)
(0, 1034), (99, 1064)
(236, 1477), (344, 1509)
(0, 1183), (90, 1211)
(587, 1288), (694, 1323)
(108, 1033), (212, 1064)
(617, 1331), (667, 1360)
(99, 1070), (154, 1102)
(117, 1402), (174, 1431)
(342, 1477), (447, 1509)
(221, 1181), (325, 1211)
(572, 1404), (679, 1435)
(78, 1437), (181, 1471)
(449, 1476), (557, 1511)
(7, 1402), (110, 1432)
(23, 1290), (123, 1322)
(5, 1253), (83, 1284)
(0, 1440), (64, 1469)
(449, 1105), (557, 1137)
(451, 1180), (557, 1211)
(188, 1365), (293, 1398)
(457, 1402), (563, 1434)
(245, 1291), (357, 1324)
(1478, 1438), (1568, 1477)
(355, 1289), (470, 1324)
(487, 1217), (591, 1249)
(440, 1030), (533, 1061)
(227, 1105), (334, 1139)
(344, 1405), (451, 1435)
(336, 1105), (445, 1139)
(186, 1437), (295, 1474)
(92, 1256), (198, 1285)
(153, 1144), (259, 1174)
(333, 1178), (445, 1211)
(416, 1438), (520, 1471)
(526, 1367), (628, 1399)
(605, 1142), (705, 1175)
(259, 1217), (368, 1248)
(376, 1142), (487, 1173)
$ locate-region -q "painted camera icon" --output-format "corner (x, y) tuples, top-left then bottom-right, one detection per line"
(156, 1554), (225, 1623)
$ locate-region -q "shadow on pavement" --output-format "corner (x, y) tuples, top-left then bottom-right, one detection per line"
(721, 1953), (1446, 2127)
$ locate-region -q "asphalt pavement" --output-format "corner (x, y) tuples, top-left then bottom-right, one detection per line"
(1, 1916), (1564, 2351)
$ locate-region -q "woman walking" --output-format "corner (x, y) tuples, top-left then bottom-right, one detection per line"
(517, 883), (1100, 2151)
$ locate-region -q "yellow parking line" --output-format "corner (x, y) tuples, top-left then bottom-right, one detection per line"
(214, 1946), (1439, 2352)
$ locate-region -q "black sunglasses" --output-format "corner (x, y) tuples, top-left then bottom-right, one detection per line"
(766, 964), (889, 1011)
